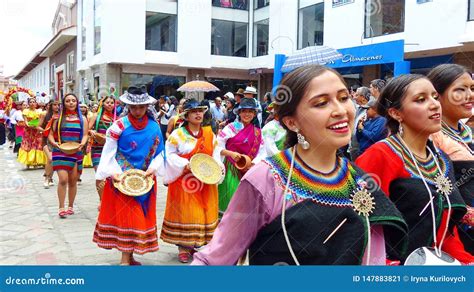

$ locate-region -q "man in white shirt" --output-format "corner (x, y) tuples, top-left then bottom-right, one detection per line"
(210, 97), (225, 123)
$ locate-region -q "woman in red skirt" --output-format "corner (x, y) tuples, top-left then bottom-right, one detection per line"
(92, 86), (165, 265)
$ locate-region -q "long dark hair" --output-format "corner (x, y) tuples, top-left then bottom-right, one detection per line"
(376, 74), (428, 134)
(427, 64), (472, 95)
(95, 96), (116, 131)
(41, 100), (59, 129)
(57, 93), (84, 143)
(276, 65), (347, 148)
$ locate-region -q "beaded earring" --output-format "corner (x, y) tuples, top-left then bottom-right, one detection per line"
(296, 129), (310, 150)
(398, 121), (404, 137)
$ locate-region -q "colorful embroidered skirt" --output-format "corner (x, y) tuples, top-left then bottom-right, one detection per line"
(160, 175), (218, 248)
(218, 160), (242, 214)
(93, 179), (159, 254)
(17, 127), (46, 166)
(52, 148), (84, 172)
(91, 145), (104, 167)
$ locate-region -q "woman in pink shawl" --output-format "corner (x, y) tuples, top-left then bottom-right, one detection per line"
(218, 98), (266, 214)
(192, 65), (408, 266)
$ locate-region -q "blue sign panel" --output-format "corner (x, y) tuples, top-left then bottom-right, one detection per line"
(328, 40), (405, 68)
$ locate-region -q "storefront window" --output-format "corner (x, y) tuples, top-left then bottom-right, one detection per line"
(253, 19), (269, 57)
(211, 19), (248, 57)
(364, 0), (404, 38)
(121, 73), (185, 98)
(146, 12), (177, 52)
(254, 0), (269, 9)
(469, 0), (474, 21)
(298, 3), (324, 49)
(206, 77), (254, 99)
(212, 0), (249, 10)
(94, 0), (101, 55)
(81, 0), (86, 60)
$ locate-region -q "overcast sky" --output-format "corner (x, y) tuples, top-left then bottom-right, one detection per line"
(0, 0), (58, 76)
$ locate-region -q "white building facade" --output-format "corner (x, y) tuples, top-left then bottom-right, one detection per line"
(77, 0), (474, 100)
(15, 56), (50, 103)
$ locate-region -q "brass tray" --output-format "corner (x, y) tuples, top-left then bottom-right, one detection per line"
(113, 169), (154, 196)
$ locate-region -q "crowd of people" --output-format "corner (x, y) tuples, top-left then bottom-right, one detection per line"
(0, 63), (472, 266)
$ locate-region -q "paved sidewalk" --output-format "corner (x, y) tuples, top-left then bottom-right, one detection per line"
(0, 145), (183, 266)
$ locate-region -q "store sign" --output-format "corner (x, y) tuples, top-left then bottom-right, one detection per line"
(328, 40), (404, 69)
(332, 0), (354, 8)
(341, 54), (383, 63)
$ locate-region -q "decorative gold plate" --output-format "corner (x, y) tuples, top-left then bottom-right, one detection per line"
(189, 153), (223, 185)
(113, 169), (154, 197)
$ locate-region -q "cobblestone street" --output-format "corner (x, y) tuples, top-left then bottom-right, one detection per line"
(0, 145), (182, 266)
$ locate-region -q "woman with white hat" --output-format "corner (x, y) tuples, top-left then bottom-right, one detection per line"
(217, 98), (266, 214)
(93, 86), (166, 265)
(160, 98), (224, 263)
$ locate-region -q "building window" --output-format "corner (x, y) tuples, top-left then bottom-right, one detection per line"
(94, 0), (101, 55)
(212, 0), (249, 10)
(121, 73), (185, 98)
(145, 12), (177, 52)
(469, 0), (474, 21)
(253, 19), (269, 56)
(298, 2), (324, 49)
(364, 0), (404, 38)
(50, 63), (56, 86)
(66, 52), (75, 81)
(254, 0), (269, 9)
(332, 0), (354, 7)
(211, 19), (248, 57)
(81, 0), (86, 60)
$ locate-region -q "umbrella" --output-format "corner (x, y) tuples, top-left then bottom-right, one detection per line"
(281, 45), (343, 73)
(177, 80), (219, 92)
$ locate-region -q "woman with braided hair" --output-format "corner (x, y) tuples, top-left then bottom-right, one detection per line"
(37, 99), (60, 188)
(48, 93), (89, 218)
(88, 96), (116, 208)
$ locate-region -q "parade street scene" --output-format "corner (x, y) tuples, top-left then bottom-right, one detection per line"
(0, 0), (473, 280)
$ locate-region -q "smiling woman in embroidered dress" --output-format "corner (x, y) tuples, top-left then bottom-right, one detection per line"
(191, 65), (408, 266)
